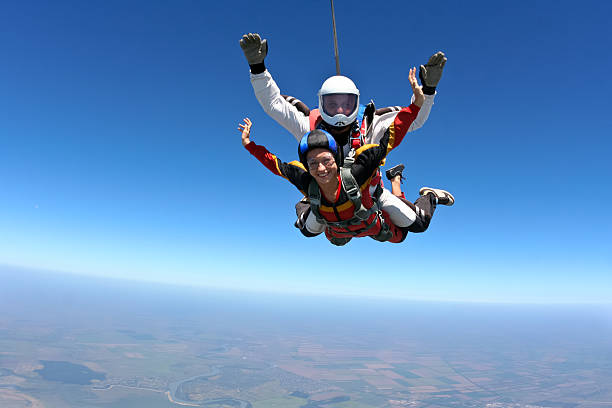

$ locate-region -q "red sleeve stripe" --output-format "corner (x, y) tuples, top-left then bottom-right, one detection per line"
(246, 141), (286, 179)
(387, 104), (421, 154)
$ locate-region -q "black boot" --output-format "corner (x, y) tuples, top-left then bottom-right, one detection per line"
(385, 164), (405, 181)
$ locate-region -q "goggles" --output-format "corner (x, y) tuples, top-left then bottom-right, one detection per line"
(321, 93), (358, 118)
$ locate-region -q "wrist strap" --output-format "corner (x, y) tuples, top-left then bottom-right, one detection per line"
(422, 85), (436, 95)
(249, 62), (266, 75)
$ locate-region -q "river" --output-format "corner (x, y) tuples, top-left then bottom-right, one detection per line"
(167, 367), (252, 407)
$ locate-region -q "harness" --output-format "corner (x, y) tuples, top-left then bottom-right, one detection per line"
(306, 155), (391, 246)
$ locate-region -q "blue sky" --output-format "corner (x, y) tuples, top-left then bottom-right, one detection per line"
(1, 0), (610, 303)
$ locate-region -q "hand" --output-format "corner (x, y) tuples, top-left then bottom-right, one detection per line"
(419, 51), (447, 89)
(408, 67), (424, 107)
(239, 118), (252, 146)
(239, 33), (268, 65)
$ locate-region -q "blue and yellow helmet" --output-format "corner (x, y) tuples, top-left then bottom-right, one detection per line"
(298, 129), (341, 169)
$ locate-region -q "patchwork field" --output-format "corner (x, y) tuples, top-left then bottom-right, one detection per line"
(2, 271), (611, 407)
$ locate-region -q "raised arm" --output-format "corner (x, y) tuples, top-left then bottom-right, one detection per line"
(408, 51), (447, 132)
(370, 52), (446, 141)
(350, 70), (421, 184)
(239, 33), (310, 141)
(409, 67), (425, 108)
(368, 67), (425, 143)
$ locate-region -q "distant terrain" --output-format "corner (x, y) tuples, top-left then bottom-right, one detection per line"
(1, 267), (612, 407)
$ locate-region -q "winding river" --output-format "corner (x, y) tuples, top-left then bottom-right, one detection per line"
(167, 367), (252, 407)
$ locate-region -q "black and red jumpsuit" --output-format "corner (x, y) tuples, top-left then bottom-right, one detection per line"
(245, 103), (421, 244)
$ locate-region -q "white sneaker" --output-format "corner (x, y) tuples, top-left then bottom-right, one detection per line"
(419, 187), (455, 206)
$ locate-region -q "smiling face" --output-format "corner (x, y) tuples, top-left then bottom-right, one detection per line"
(306, 148), (338, 187)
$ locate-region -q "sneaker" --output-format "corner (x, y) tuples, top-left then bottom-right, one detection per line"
(385, 164), (405, 181)
(419, 187), (455, 206)
(294, 197), (311, 229)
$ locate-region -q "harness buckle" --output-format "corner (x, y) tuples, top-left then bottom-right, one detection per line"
(371, 211), (393, 242)
(344, 183), (360, 200)
(353, 208), (369, 220)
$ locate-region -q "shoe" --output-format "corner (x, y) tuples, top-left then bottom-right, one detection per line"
(385, 164), (405, 181)
(419, 187), (455, 206)
(294, 197), (310, 229)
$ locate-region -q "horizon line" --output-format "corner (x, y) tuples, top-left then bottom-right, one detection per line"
(2, 262), (611, 306)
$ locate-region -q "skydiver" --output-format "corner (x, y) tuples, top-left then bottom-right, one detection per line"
(239, 69), (454, 245)
(239, 33), (448, 237)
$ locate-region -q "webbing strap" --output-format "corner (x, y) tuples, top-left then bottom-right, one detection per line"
(307, 179), (325, 224)
(349, 105), (366, 149)
(340, 167), (369, 221)
(370, 212), (393, 242)
(372, 180), (383, 200)
(327, 212), (379, 232)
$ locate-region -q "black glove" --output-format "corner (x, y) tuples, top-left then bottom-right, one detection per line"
(419, 51), (446, 95)
(240, 33), (268, 74)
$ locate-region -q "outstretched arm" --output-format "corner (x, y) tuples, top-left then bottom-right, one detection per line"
(379, 69), (422, 154)
(239, 33), (310, 141)
(389, 51), (447, 134)
(406, 51), (447, 131)
(358, 69), (422, 166)
(239, 118), (311, 192)
(370, 65), (429, 142)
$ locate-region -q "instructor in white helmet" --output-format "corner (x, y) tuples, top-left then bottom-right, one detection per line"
(239, 33), (445, 148)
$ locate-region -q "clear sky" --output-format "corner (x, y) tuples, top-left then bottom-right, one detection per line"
(1, 0), (610, 303)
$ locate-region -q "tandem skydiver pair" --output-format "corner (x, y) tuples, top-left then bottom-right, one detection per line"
(238, 33), (454, 246)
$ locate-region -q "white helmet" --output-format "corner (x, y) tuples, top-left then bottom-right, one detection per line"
(318, 75), (360, 128)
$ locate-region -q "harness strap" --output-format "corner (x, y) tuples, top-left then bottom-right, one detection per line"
(339, 167), (369, 221)
(372, 181), (383, 200)
(350, 105), (366, 150)
(309, 108), (322, 131)
(307, 179), (325, 224)
(326, 212), (380, 232)
(371, 212), (393, 242)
